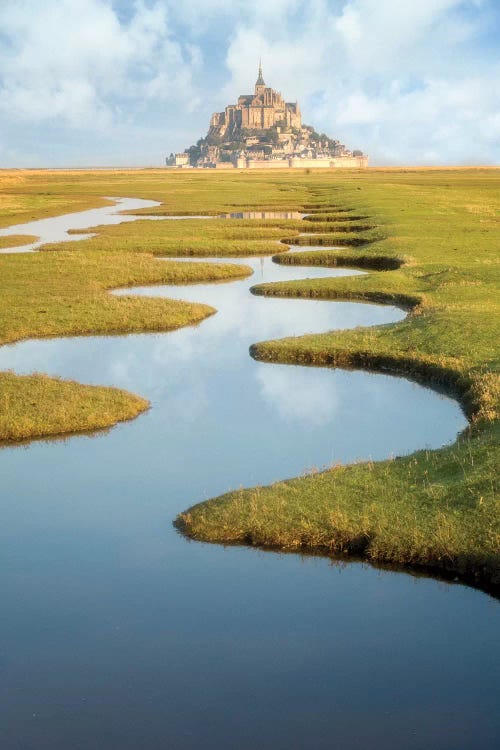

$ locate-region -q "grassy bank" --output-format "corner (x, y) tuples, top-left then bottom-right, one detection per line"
(0, 372), (149, 443)
(0, 250), (250, 442)
(0, 169), (309, 441)
(42, 217), (305, 257)
(0, 235), (39, 249)
(0, 250), (251, 345)
(0, 168), (311, 226)
(0, 248), (251, 441)
(0, 171), (112, 228)
(177, 169), (500, 593)
(177, 422), (499, 592)
(0, 168), (320, 441)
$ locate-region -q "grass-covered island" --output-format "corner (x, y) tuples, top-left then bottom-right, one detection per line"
(0, 168), (498, 591)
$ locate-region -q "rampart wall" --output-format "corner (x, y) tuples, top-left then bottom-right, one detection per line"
(234, 156), (369, 169)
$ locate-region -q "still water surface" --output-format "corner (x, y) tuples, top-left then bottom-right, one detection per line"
(0, 200), (301, 255)
(0, 204), (498, 749)
(0, 197), (161, 253)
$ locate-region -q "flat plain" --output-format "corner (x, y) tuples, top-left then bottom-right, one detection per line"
(1, 167), (498, 590)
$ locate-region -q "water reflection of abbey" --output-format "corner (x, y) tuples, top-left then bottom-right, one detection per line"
(222, 211), (303, 220)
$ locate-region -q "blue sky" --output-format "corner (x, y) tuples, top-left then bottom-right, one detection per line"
(0, 0), (499, 166)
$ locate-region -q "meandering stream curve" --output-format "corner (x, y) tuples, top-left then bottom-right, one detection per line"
(0, 198), (498, 750)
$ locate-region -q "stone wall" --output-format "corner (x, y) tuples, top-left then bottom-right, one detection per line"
(245, 159), (290, 169)
(288, 156), (368, 168)
(235, 156), (369, 169)
(329, 155), (369, 168)
(288, 158), (331, 168)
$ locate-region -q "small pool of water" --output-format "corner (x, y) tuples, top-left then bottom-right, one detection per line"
(220, 210), (304, 219)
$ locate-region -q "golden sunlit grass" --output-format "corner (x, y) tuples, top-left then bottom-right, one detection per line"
(0, 249), (251, 345)
(0, 372), (149, 442)
(0, 234), (39, 249)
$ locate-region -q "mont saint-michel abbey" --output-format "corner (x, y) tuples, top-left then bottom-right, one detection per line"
(210, 62), (302, 133)
(167, 64), (368, 170)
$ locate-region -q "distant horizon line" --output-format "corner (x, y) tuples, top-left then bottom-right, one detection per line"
(1, 164), (499, 171)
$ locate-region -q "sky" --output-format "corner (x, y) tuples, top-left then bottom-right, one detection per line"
(0, 0), (499, 167)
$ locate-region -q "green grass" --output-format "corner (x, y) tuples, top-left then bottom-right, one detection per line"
(0, 249), (250, 441)
(0, 251), (249, 441)
(0, 168), (313, 226)
(0, 168), (329, 438)
(0, 168), (264, 440)
(0, 247), (251, 441)
(177, 423), (499, 592)
(0, 171), (112, 227)
(1, 167), (499, 590)
(0, 250), (250, 345)
(43, 217), (305, 256)
(0, 372), (149, 442)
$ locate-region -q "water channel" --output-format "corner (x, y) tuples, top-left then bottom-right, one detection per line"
(0, 199), (498, 749)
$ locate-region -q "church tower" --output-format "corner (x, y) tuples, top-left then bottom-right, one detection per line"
(255, 60), (266, 96)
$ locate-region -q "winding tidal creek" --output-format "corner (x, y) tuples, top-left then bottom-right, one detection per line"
(0, 200), (498, 749)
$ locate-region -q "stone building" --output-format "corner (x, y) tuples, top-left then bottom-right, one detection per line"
(173, 62), (368, 169)
(209, 62), (301, 137)
(165, 152), (190, 167)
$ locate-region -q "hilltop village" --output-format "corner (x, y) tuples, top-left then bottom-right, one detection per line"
(167, 63), (368, 170)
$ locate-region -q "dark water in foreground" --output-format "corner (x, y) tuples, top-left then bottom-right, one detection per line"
(0, 222), (498, 747)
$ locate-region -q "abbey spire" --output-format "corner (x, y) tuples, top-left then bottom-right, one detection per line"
(255, 59), (266, 96)
(256, 59), (265, 87)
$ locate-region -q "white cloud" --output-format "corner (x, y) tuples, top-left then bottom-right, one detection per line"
(335, 6), (362, 44)
(333, 0), (470, 72)
(0, 0), (202, 129)
(222, 0), (500, 164)
(336, 92), (386, 125)
(256, 365), (339, 427)
(0, 0), (498, 165)
(170, 0), (303, 28)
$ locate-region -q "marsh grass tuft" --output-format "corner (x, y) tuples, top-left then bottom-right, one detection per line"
(0, 372), (149, 442)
